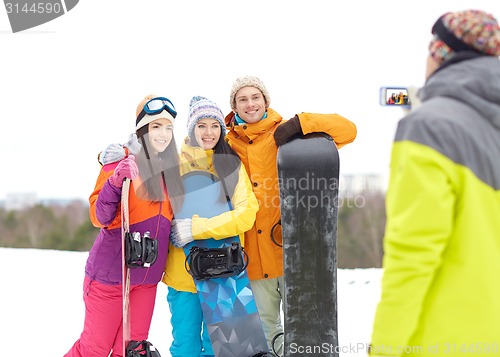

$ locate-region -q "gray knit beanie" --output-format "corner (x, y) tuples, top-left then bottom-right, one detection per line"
(229, 75), (271, 110)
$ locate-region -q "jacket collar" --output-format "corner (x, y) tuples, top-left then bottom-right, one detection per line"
(179, 138), (214, 173)
(225, 108), (283, 141)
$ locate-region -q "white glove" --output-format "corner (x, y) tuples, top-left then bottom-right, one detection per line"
(99, 143), (126, 166)
(98, 134), (142, 166)
(170, 218), (194, 248)
(125, 133), (142, 155)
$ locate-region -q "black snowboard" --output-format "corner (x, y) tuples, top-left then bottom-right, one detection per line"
(277, 133), (340, 357)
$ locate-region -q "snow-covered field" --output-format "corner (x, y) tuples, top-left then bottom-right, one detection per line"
(0, 247), (382, 356)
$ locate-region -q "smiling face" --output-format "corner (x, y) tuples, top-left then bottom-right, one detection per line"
(233, 86), (267, 124)
(194, 118), (222, 150)
(147, 118), (173, 155)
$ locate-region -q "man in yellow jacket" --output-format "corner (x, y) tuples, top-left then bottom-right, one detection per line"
(370, 9), (500, 357)
(224, 76), (357, 354)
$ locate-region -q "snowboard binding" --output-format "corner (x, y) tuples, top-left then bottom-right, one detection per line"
(126, 340), (161, 357)
(185, 241), (248, 280)
(125, 231), (158, 268)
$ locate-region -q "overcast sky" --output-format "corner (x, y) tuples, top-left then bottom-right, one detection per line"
(1, 0), (498, 200)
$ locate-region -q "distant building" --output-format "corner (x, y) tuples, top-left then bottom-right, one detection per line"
(4, 192), (38, 211)
(340, 174), (386, 195)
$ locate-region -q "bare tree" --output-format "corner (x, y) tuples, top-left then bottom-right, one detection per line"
(337, 191), (386, 268)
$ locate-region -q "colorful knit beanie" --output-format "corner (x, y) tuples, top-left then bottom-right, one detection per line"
(229, 75), (271, 111)
(429, 9), (500, 65)
(187, 96), (226, 143)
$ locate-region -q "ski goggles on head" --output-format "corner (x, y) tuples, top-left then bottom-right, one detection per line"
(137, 97), (177, 120)
(136, 97), (177, 129)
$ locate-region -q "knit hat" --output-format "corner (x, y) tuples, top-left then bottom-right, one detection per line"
(135, 94), (176, 131)
(429, 9), (500, 65)
(187, 96), (226, 142)
(229, 75), (271, 110)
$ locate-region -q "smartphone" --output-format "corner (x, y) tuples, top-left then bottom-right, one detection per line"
(380, 87), (411, 108)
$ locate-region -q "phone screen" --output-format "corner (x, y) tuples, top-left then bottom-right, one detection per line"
(380, 87), (411, 108)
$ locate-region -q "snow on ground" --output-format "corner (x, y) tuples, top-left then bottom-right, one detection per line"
(0, 247), (382, 356)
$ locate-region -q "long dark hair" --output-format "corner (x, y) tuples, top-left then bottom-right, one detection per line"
(189, 134), (241, 203)
(135, 125), (184, 213)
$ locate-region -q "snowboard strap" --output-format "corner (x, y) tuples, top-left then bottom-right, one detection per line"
(125, 231), (159, 268)
(126, 340), (161, 357)
(271, 332), (284, 356)
(185, 241), (249, 280)
(250, 352), (278, 357)
(219, 175), (234, 211)
(270, 220), (282, 247)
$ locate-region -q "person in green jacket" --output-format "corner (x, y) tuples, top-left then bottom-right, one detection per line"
(370, 9), (500, 357)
